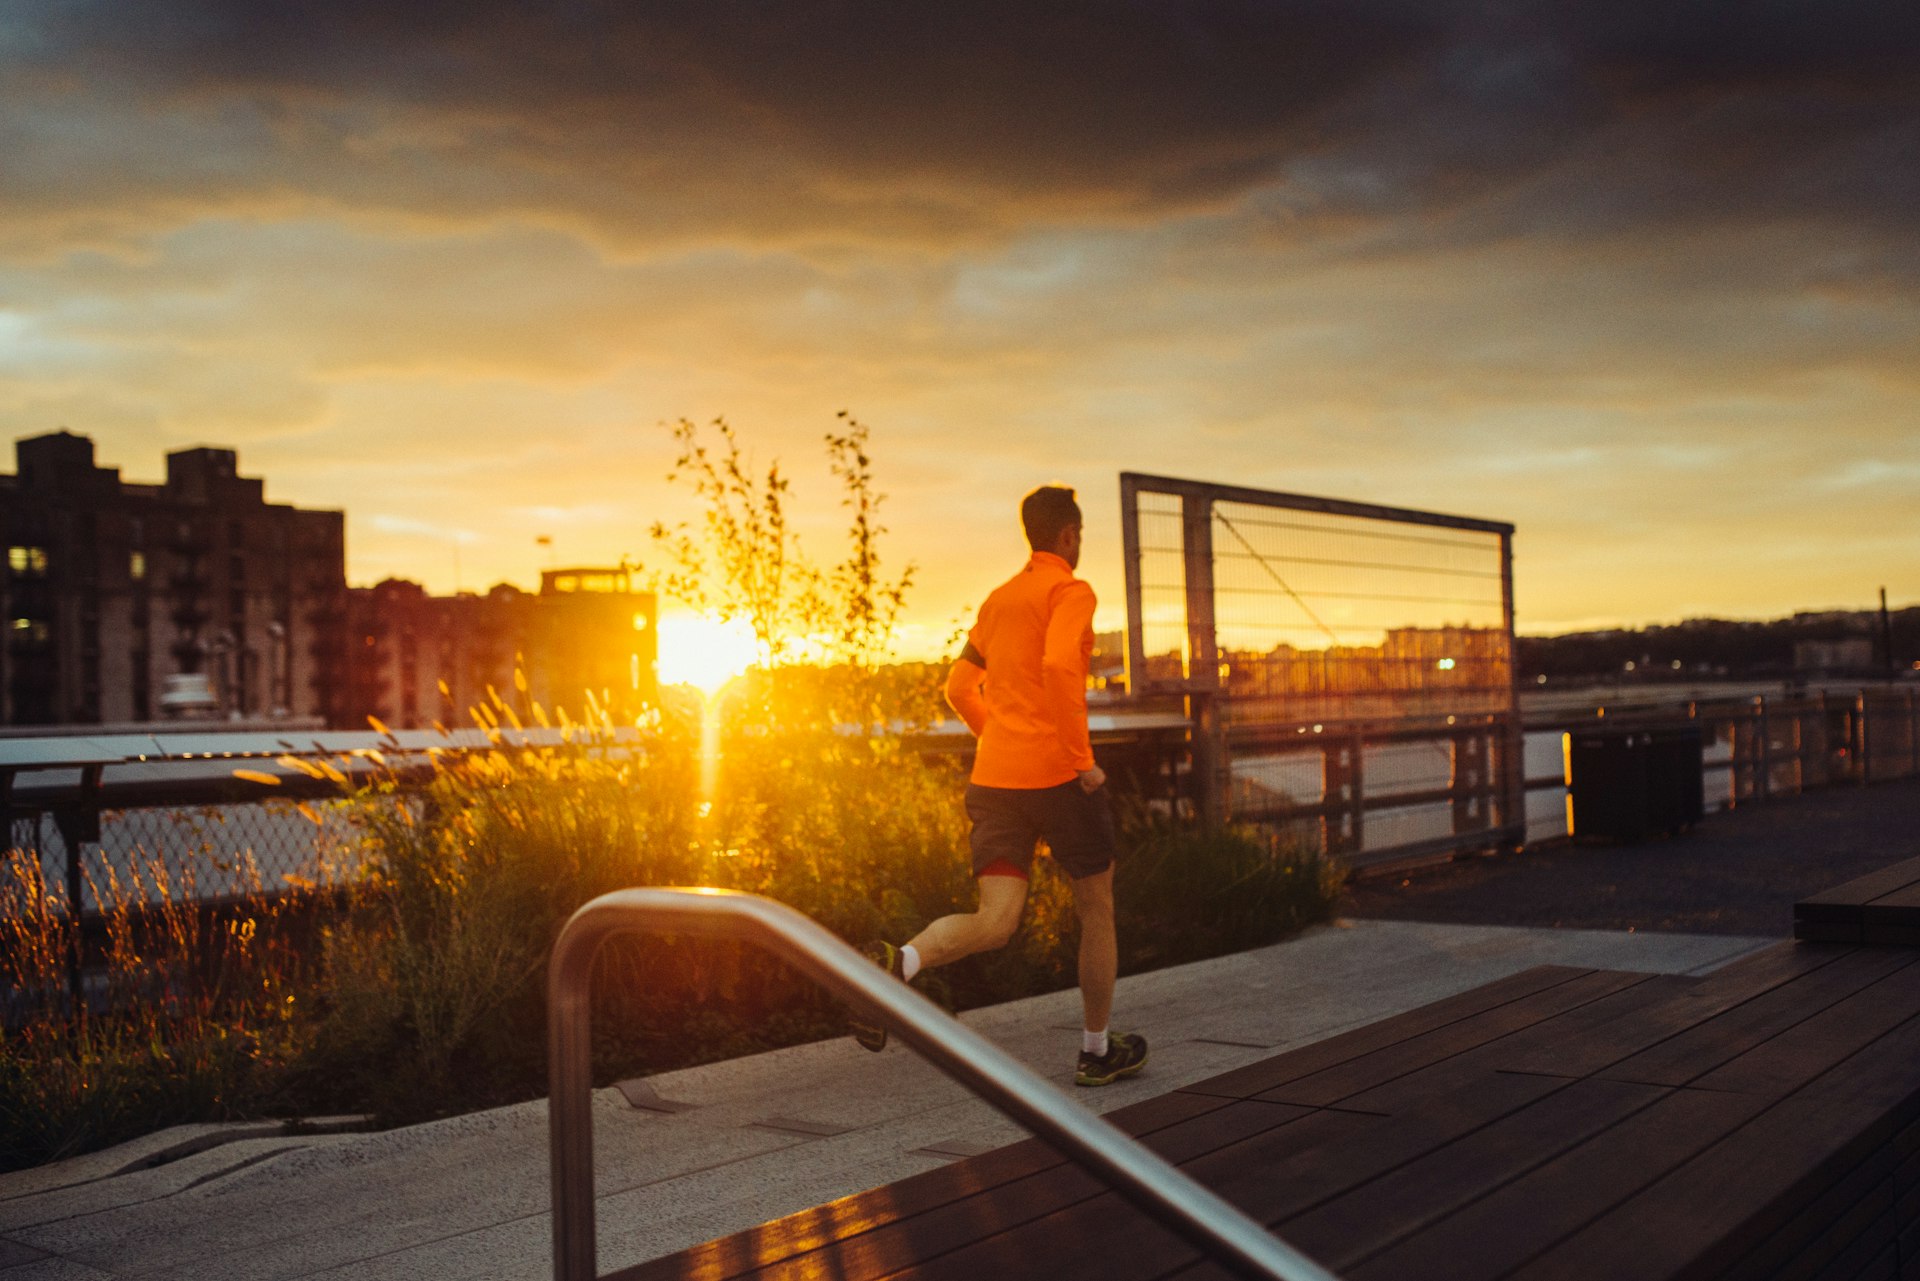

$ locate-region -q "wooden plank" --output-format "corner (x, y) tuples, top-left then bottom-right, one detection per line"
(1777, 1174), (1894, 1281)
(1497, 949), (1862, 1082)
(748, 1098), (1336, 1281)
(1686, 941), (1853, 994)
(1254, 970), (1650, 1109)
(1340, 976), (1688, 1113)
(1178, 966), (1596, 1101)
(1796, 856), (1920, 919)
(1691, 963), (1920, 1099)
(1792, 1012), (1920, 1117)
(1720, 1144), (1893, 1281)
(1789, 1183), (1896, 1281)
(1507, 1096), (1886, 1281)
(1270, 1079), (1670, 1274)
(1852, 1243), (1898, 1281)
(865, 1111), (1380, 1281)
(902, 1072), (1563, 1281)
(609, 1089), (1234, 1281)
(1599, 949), (1920, 1089)
(1344, 1087), (1771, 1281)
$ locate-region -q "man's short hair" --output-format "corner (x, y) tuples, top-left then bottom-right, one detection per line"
(1021, 485), (1081, 551)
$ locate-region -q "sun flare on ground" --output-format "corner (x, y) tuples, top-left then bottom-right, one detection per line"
(656, 611), (760, 695)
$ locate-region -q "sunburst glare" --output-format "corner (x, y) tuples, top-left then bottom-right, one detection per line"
(656, 611), (760, 695)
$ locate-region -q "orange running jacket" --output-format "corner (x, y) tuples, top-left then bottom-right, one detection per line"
(944, 550), (1096, 788)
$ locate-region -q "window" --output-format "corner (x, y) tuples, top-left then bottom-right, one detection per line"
(130, 551), (147, 581)
(9, 618), (50, 643)
(7, 546), (48, 574)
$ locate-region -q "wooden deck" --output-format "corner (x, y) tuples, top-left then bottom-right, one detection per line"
(617, 920), (1920, 1279)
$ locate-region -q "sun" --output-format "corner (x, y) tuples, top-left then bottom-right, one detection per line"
(655, 611), (760, 695)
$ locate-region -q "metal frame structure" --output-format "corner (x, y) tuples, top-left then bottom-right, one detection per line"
(1119, 473), (1523, 863)
(547, 887), (1342, 1281)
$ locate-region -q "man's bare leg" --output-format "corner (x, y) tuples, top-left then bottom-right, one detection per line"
(1068, 867), (1117, 1034)
(906, 874), (1028, 969)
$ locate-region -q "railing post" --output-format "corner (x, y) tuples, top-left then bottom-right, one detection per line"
(1857, 692), (1872, 786)
(548, 908), (601, 1281)
(1753, 697), (1771, 802)
(1180, 492), (1226, 830)
(53, 764), (104, 1010)
(1910, 689), (1919, 779)
(1817, 691), (1834, 786)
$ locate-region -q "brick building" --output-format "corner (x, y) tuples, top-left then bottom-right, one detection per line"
(1, 431), (347, 727)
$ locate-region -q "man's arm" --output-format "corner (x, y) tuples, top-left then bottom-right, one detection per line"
(944, 640), (988, 736)
(1040, 581), (1099, 785)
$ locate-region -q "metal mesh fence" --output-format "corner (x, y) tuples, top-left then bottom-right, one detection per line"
(5, 798), (364, 917)
(1121, 473), (1522, 865)
(1213, 498), (1508, 724)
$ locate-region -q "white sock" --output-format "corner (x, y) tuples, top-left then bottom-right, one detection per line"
(901, 945), (922, 982)
(1082, 1027), (1110, 1056)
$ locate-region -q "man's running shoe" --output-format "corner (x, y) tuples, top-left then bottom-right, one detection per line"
(850, 941), (904, 1052)
(1075, 1031), (1149, 1087)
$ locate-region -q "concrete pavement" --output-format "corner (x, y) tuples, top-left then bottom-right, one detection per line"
(0, 919), (1771, 1280)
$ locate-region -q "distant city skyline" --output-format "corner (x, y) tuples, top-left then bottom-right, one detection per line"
(2, 3), (1915, 654)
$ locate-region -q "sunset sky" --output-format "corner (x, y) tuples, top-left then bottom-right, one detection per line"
(2, 1), (1915, 655)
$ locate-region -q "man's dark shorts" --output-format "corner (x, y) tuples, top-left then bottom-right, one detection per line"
(965, 780), (1117, 881)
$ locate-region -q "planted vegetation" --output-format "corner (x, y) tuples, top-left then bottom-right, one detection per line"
(0, 418), (1342, 1170)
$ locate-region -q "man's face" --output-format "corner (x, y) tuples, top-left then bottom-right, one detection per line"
(1060, 522), (1083, 569)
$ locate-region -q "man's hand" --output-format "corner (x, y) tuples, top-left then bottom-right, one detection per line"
(1077, 764), (1106, 793)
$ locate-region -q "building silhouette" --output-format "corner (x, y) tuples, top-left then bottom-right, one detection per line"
(4, 431), (658, 731)
(1, 431), (346, 727)
(342, 569), (657, 729)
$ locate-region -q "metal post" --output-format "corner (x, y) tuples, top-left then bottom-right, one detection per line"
(1498, 530), (1524, 846)
(1181, 494), (1219, 690)
(1905, 689), (1918, 779)
(1188, 691), (1225, 830)
(1753, 697), (1771, 802)
(1118, 474), (1148, 698)
(53, 764), (104, 1008)
(1452, 731), (1484, 835)
(1181, 494), (1225, 828)
(1346, 729), (1367, 855)
(548, 888), (1339, 1281)
(1817, 690), (1834, 786)
(1857, 692), (1872, 786)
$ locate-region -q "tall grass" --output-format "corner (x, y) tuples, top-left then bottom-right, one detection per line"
(285, 685), (1342, 1125)
(0, 841), (315, 1170)
(1, 696), (1343, 1166)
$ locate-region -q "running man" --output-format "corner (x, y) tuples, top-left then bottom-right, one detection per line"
(853, 485), (1148, 1087)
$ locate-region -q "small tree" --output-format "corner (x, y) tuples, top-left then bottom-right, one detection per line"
(647, 414), (915, 675)
(826, 411), (914, 672)
(648, 417), (826, 666)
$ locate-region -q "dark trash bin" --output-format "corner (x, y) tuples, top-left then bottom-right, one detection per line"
(1565, 725), (1705, 842)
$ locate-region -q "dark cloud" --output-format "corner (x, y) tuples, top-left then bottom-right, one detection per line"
(16, 1), (1438, 204)
(4, 0), (1916, 251)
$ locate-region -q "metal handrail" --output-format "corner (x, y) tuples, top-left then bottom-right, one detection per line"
(547, 886), (1341, 1281)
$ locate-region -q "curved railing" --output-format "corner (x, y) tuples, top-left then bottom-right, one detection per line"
(548, 886), (1340, 1281)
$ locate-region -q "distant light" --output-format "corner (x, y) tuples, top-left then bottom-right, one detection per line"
(632, 613), (650, 631)
(1536, 674), (1548, 684)
(1671, 659), (1682, 670)
(1624, 661), (1637, 672)
(1436, 658), (1456, 671)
